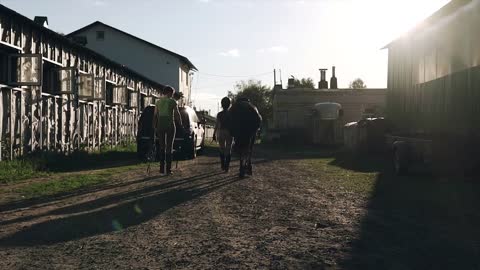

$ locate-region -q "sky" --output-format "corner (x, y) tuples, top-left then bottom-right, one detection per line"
(0, 0), (450, 114)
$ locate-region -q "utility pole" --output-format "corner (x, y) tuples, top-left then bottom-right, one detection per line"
(274, 69), (276, 86)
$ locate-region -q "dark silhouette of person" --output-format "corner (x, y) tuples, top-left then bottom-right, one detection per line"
(213, 97), (233, 172)
(229, 97), (262, 177)
(153, 86), (183, 175)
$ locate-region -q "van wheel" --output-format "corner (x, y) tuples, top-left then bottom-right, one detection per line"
(393, 147), (409, 176)
(188, 136), (197, 159)
(198, 138), (205, 155)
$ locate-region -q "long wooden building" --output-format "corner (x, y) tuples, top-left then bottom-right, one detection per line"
(0, 4), (166, 160)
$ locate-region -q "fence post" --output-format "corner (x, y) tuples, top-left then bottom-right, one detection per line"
(0, 88), (3, 161)
(98, 101), (101, 150)
(115, 106), (118, 146)
(39, 93), (43, 151)
(20, 90), (24, 156)
(46, 97), (50, 151)
(10, 88), (14, 160)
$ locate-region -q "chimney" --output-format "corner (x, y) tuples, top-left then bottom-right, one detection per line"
(318, 69), (328, 89)
(330, 66), (338, 89)
(287, 76), (295, 89)
(34, 16), (49, 28)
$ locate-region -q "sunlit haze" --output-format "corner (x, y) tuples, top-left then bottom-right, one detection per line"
(1, 0), (450, 114)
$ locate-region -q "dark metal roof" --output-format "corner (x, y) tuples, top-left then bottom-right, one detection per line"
(67, 21), (198, 71)
(0, 4), (165, 90)
(383, 0), (472, 49)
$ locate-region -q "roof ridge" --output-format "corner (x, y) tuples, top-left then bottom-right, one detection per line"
(67, 21), (198, 70)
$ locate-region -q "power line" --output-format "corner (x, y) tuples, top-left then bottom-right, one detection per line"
(194, 81), (237, 90)
(192, 71), (275, 91)
(197, 71), (273, 78)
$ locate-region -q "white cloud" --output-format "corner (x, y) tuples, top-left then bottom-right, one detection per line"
(93, 0), (108, 6)
(257, 46), (289, 54)
(232, 1), (255, 8)
(198, 0), (211, 3)
(219, 49), (240, 58)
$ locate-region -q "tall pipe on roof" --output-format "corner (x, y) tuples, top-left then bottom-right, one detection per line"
(330, 66), (338, 89)
(319, 69), (328, 89)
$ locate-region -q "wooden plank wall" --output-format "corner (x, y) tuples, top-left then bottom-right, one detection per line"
(0, 11), (162, 161)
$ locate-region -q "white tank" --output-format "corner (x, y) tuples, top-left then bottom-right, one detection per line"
(313, 102), (342, 120)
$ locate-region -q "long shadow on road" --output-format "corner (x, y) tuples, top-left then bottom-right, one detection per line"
(334, 153), (480, 269)
(0, 173), (242, 247)
(0, 146), (224, 214)
(0, 171), (224, 226)
(0, 174), (160, 214)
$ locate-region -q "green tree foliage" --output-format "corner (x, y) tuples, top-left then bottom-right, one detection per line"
(228, 80), (273, 122)
(173, 92), (184, 101)
(349, 78), (367, 89)
(293, 77), (315, 89)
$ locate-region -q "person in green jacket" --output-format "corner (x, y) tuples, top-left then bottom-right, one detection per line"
(153, 86), (183, 175)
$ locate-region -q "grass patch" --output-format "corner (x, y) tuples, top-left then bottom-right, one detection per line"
(16, 164), (145, 199)
(0, 144), (139, 185)
(260, 143), (383, 195)
(299, 158), (379, 195)
(40, 144), (138, 173)
(18, 173), (109, 199)
(0, 160), (49, 184)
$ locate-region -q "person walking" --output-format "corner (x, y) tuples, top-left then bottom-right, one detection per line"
(213, 97), (233, 172)
(153, 86), (183, 175)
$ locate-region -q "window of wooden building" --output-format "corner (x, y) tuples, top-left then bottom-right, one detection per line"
(42, 66), (76, 95)
(78, 73), (94, 99)
(7, 54), (42, 86)
(0, 49), (8, 84)
(105, 81), (115, 105)
(96, 31), (105, 41)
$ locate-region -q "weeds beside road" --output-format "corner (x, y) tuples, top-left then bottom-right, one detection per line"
(0, 144), (479, 269)
(0, 144), (146, 201)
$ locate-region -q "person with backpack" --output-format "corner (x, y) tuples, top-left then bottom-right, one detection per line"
(153, 86), (183, 175)
(213, 97), (233, 172)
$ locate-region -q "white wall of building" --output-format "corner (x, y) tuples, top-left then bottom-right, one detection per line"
(273, 88), (387, 130)
(73, 24), (192, 104)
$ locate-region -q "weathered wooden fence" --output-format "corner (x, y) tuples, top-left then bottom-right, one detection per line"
(0, 85), (138, 161)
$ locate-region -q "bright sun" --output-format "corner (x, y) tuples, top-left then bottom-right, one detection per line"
(337, 0), (452, 45)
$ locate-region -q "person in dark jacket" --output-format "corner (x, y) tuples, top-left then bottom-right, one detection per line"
(229, 98), (262, 177)
(153, 86), (183, 175)
(213, 97), (233, 172)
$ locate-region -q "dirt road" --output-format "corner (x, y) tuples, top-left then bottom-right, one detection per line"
(1, 146), (479, 269)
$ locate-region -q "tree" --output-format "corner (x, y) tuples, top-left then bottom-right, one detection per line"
(228, 80), (272, 123)
(173, 92), (184, 101)
(349, 78), (367, 89)
(293, 77), (315, 89)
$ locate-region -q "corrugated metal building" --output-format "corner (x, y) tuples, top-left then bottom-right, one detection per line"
(385, 0), (480, 136)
